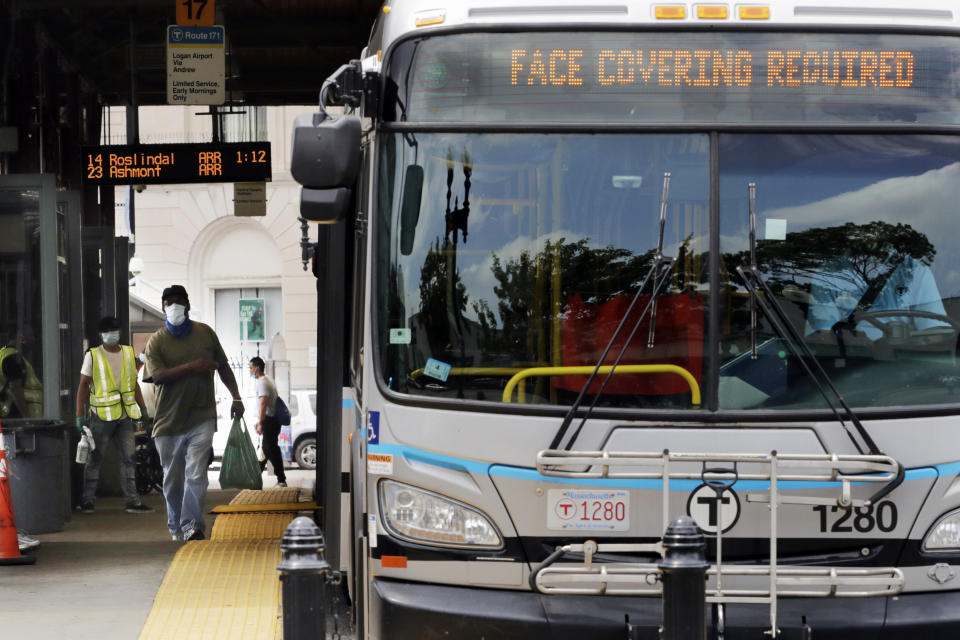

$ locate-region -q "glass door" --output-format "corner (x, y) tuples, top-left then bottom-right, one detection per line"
(0, 174), (59, 419)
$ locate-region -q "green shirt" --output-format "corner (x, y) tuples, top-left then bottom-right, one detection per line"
(143, 322), (228, 437)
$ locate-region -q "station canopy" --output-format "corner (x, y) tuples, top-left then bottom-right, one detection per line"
(17, 0), (381, 106)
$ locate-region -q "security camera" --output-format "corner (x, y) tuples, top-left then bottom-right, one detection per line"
(134, 184), (147, 193)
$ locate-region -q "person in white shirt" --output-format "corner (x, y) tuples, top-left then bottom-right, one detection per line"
(248, 356), (286, 487)
(75, 316), (153, 514)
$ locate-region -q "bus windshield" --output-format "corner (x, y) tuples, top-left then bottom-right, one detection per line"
(377, 131), (960, 412)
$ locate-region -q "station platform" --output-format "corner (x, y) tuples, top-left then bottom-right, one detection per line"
(2, 468), (316, 640)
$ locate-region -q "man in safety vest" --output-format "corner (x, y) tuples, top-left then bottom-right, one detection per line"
(74, 316), (153, 514)
(0, 328), (43, 419)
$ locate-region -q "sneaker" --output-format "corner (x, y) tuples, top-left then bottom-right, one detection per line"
(184, 529), (205, 542)
(277, 481), (288, 488)
(17, 531), (39, 552)
(77, 501), (95, 514)
(171, 533), (182, 541)
(125, 503), (154, 514)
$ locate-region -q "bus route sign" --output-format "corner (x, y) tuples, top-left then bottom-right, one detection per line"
(167, 25), (224, 105)
(81, 142), (271, 185)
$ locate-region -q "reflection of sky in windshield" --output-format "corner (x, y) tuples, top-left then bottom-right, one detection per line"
(457, 230), (586, 326)
(720, 136), (960, 298)
(765, 163), (960, 295)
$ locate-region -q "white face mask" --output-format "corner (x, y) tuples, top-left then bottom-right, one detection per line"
(101, 331), (120, 346)
(165, 303), (187, 326)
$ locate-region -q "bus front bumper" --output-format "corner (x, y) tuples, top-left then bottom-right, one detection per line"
(370, 578), (960, 639)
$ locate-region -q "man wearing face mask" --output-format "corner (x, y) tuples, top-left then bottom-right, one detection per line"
(75, 316), (152, 514)
(143, 285), (244, 541)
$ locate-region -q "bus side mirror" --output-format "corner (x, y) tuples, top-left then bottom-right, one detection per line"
(291, 113), (361, 188)
(291, 112), (361, 223)
(301, 187), (352, 224)
(400, 165), (424, 255)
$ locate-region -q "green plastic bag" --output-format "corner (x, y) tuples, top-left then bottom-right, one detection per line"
(218, 417), (263, 490)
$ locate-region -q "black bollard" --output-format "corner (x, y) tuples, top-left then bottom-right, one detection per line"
(277, 516), (331, 640)
(660, 515), (708, 640)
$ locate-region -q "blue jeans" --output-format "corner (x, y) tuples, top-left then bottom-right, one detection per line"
(82, 415), (139, 505)
(154, 418), (215, 537)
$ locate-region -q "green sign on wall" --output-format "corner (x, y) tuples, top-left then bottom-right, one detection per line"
(239, 298), (265, 342)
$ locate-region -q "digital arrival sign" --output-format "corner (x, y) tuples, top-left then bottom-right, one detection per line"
(82, 142), (271, 185)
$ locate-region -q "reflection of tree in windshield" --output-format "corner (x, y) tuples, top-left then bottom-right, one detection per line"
(459, 238), (707, 367)
(410, 148), (476, 367)
(416, 236), (470, 358)
(729, 221), (935, 298)
(719, 220), (953, 409)
(465, 239), (660, 361)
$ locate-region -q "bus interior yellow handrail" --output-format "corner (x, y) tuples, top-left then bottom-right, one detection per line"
(501, 365), (701, 406)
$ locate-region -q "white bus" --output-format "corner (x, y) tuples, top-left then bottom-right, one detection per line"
(293, 1), (960, 637)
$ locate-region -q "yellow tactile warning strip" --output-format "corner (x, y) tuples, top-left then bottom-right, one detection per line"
(210, 512), (295, 540)
(138, 539), (283, 640)
(138, 487), (313, 639)
(230, 487), (301, 505)
(211, 501), (319, 514)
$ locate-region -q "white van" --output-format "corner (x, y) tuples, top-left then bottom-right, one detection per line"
(287, 389), (317, 470)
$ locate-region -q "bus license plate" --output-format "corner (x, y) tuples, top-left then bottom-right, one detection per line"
(547, 489), (630, 531)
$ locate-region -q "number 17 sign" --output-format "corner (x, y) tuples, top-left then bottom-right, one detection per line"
(177, 0), (215, 26)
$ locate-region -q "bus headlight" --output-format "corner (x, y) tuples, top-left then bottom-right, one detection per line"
(923, 510), (960, 551)
(379, 480), (503, 549)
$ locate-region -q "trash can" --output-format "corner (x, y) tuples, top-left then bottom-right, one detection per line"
(1, 419), (69, 534)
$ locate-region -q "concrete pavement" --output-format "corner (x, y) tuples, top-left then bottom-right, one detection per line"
(1, 467), (312, 639)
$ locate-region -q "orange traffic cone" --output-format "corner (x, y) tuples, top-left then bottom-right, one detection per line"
(0, 420), (37, 565)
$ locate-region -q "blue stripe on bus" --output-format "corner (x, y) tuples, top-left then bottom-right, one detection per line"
(368, 443), (944, 490)
(343, 398), (355, 409)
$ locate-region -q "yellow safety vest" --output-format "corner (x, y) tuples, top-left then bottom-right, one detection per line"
(0, 346), (42, 418)
(89, 345), (142, 421)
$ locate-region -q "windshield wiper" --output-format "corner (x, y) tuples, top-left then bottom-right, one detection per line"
(736, 183), (903, 503)
(647, 172), (671, 348)
(550, 173), (676, 451)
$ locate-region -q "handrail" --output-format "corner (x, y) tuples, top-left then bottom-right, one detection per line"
(502, 365), (701, 406)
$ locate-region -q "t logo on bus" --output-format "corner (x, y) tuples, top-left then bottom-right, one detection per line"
(697, 492), (730, 527)
(686, 484), (741, 534)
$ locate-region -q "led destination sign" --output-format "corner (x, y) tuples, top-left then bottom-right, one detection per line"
(82, 142), (271, 185)
(392, 32), (960, 125)
(509, 48), (916, 89)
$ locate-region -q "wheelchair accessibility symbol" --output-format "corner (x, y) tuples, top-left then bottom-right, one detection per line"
(367, 411), (380, 445)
